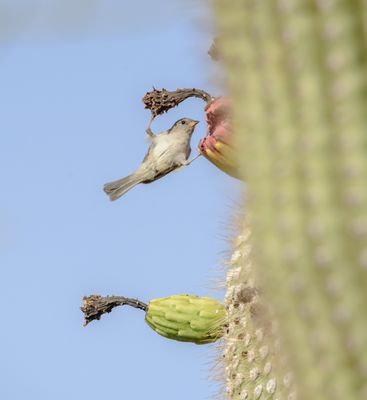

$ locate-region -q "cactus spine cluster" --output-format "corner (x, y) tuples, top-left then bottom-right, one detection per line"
(214, 1), (367, 399)
(223, 219), (295, 399)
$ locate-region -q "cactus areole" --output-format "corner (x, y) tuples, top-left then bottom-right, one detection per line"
(145, 295), (226, 344)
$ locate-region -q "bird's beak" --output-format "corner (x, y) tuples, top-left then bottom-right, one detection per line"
(190, 120), (200, 127)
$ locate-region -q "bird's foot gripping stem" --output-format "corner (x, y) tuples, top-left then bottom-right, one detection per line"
(146, 115), (155, 138)
(184, 153), (201, 166)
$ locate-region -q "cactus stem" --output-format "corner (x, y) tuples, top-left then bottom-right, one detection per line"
(81, 295), (147, 326)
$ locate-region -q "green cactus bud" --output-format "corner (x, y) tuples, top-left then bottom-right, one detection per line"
(145, 294), (226, 344)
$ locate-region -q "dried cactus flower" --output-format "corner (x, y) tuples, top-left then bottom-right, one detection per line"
(198, 97), (241, 179)
(145, 294), (226, 344)
(142, 88), (212, 117)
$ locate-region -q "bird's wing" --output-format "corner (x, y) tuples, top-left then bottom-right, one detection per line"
(186, 145), (191, 159)
(140, 142), (180, 183)
(141, 142), (156, 163)
(142, 165), (177, 183)
(142, 145), (173, 166)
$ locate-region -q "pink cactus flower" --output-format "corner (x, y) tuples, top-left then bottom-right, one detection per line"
(198, 97), (241, 179)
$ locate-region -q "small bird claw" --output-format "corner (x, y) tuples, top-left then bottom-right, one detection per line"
(184, 153), (201, 166)
(146, 115), (155, 137)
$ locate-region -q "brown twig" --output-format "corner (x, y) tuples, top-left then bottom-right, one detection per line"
(142, 87), (214, 117)
(81, 295), (147, 326)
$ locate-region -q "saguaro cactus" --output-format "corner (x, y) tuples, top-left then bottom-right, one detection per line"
(214, 1), (367, 399)
(222, 218), (295, 399)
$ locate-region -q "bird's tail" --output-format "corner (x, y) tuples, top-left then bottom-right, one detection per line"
(103, 174), (142, 201)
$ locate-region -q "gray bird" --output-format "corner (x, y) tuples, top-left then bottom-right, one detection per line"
(104, 118), (200, 201)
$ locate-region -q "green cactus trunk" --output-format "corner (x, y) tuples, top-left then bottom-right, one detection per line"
(223, 218), (296, 399)
(214, 1), (367, 399)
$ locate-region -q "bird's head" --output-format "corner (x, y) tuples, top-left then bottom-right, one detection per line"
(169, 118), (199, 135)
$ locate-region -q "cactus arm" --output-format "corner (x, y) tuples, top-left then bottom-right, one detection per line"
(213, 0), (367, 399)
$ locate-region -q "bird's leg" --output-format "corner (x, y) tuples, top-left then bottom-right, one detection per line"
(146, 115), (155, 138)
(183, 153), (202, 166)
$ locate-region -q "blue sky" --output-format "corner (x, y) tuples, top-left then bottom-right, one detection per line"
(0, 2), (240, 399)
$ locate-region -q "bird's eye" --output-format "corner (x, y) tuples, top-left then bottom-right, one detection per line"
(181, 120), (186, 125)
